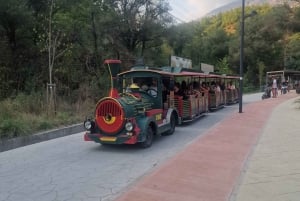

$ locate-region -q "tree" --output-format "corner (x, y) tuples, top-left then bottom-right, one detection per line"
(113, 0), (172, 63)
(196, 26), (230, 66)
(0, 0), (35, 98)
(27, 0), (89, 114)
(216, 57), (233, 74)
(286, 33), (300, 70)
(257, 60), (266, 87)
(45, 0), (74, 114)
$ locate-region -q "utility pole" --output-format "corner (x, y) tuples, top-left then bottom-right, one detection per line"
(239, 0), (245, 113)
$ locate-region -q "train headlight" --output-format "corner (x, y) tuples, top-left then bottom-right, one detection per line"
(84, 120), (94, 130)
(125, 122), (133, 131)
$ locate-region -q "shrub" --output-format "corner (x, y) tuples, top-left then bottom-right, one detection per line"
(0, 88), (97, 139)
(0, 118), (30, 139)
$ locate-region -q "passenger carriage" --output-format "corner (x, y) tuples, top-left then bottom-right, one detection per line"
(170, 69), (209, 122)
(205, 73), (239, 110)
(205, 73), (226, 111)
(224, 75), (239, 104)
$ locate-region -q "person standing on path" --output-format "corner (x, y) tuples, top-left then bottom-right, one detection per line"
(272, 77), (278, 98)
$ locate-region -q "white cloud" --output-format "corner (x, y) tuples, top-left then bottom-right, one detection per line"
(169, 0), (237, 22)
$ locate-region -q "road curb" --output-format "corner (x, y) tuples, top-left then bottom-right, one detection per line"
(0, 124), (84, 152)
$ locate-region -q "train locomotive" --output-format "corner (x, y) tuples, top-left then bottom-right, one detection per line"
(84, 60), (178, 148)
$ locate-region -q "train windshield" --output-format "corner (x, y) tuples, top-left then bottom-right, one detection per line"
(120, 76), (159, 97)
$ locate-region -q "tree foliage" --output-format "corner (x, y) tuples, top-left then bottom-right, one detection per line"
(167, 4), (300, 87)
(0, 1), (300, 102)
(0, 0), (173, 101)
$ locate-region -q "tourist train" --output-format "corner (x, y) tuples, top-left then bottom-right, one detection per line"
(83, 60), (239, 148)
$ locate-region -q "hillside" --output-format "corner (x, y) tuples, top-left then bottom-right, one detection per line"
(205, 0), (299, 17)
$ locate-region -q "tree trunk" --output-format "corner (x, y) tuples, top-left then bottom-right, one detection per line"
(47, 0), (56, 116)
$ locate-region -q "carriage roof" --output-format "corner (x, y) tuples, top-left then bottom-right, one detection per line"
(118, 65), (239, 79)
(119, 66), (209, 78)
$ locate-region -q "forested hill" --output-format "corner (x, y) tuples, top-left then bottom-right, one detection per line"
(0, 0), (299, 102)
(0, 0), (300, 138)
(206, 0), (300, 17)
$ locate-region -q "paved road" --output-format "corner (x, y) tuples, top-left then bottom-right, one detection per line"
(0, 93), (263, 201)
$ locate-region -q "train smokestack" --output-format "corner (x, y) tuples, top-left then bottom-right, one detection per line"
(104, 59), (121, 98)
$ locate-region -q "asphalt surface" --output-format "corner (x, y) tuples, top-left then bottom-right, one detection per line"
(0, 94), (258, 201)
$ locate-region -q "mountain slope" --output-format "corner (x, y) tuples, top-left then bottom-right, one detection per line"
(205, 0), (299, 17)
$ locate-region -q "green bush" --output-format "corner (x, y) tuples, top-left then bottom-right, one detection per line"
(0, 118), (30, 139)
(13, 92), (45, 114)
(243, 85), (260, 93)
(36, 120), (53, 131)
(0, 91), (96, 140)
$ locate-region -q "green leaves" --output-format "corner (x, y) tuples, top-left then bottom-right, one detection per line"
(168, 4), (300, 88)
(286, 33), (300, 70)
(1, 0), (300, 100)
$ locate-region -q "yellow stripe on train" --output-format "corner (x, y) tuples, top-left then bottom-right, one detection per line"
(100, 137), (117, 142)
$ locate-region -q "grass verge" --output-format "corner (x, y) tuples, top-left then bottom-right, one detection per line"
(0, 92), (95, 140)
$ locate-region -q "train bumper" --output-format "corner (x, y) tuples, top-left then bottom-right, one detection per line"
(84, 132), (138, 145)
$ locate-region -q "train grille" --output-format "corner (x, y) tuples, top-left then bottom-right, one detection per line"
(96, 99), (124, 134)
(97, 101), (122, 117)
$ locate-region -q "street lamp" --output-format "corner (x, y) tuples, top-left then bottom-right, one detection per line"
(239, 0), (257, 113)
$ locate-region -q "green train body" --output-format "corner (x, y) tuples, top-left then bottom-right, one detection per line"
(84, 60), (178, 148)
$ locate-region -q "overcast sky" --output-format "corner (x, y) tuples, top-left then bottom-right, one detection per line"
(168, 0), (237, 22)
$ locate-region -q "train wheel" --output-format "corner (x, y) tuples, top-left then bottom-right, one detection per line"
(164, 114), (176, 136)
(140, 126), (154, 148)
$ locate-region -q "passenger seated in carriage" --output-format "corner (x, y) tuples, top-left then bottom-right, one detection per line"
(230, 81), (236, 90)
(200, 82), (209, 95)
(215, 82), (221, 92)
(187, 81), (201, 97)
(147, 79), (158, 97)
(174, 82), (187, 99)
(181, 81), (188, 95)
(209, 81), (216, 93)
(220, 82), (225, 91)
(162, 84), (168, 103)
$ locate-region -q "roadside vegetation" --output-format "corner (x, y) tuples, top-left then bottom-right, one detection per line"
(0, 0), (299, 139)
(0, 76), (110, 139)
(0, 92), (95, 139)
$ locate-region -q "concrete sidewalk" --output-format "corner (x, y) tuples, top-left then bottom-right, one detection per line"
(231, 94), (300, 201)
(114, 91), (300, 201)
